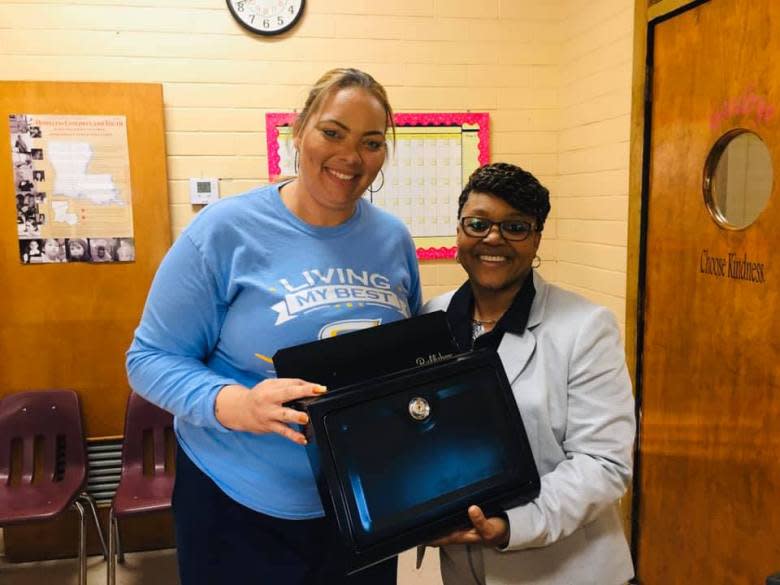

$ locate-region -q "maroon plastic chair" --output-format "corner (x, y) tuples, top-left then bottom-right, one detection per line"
(107, 392), (175, 585)
(0, 389), (107, 585)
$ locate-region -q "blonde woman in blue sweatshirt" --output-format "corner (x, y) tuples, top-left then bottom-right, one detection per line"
(127, 69), (421, 585)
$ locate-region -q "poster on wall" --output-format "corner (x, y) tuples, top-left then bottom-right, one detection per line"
(266, 112), (490, 260)
(9, 113), (135, 264)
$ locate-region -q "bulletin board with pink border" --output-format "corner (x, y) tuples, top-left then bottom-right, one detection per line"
(266, 112), (489, 260)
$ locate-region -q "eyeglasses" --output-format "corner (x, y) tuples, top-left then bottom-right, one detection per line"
(459, 216), (536, 241)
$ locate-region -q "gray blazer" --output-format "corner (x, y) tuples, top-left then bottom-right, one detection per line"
(422, 272), (635, 585)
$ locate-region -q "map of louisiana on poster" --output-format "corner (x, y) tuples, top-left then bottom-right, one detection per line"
(9, 113), (136, 264)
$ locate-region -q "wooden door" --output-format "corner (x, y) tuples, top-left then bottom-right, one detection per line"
(636, 0), (780, 582)
(0, 82), (172, 559)
(0, 81), (170, 436)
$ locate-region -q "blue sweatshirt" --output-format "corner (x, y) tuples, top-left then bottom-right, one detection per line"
(127, 183), (422, 518)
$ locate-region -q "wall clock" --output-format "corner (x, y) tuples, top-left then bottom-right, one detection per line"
(226, 0), (305, 36)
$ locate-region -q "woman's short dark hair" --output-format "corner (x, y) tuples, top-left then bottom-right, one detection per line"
(458, 162), (551, 231)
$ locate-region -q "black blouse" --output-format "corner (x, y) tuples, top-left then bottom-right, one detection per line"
(445, 272), (536, 353)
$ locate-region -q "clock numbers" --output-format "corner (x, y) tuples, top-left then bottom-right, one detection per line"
(227, 0), (304, 36)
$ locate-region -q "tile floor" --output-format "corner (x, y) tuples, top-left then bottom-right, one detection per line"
(0, 542), (442, 585)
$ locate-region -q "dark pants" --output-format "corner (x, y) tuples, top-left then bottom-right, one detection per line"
(173, 446), (397, 585)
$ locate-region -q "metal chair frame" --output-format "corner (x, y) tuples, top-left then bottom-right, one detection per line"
(107, 392), (175, 585)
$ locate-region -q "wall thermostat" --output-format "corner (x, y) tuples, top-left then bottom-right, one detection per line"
(189, 178), (220, 205)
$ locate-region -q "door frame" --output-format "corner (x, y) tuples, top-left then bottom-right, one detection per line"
(625, 0), (711, 577)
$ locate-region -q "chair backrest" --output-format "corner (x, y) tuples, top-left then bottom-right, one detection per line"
(120, 392), (174, 477)
(0, 389), (87, 488)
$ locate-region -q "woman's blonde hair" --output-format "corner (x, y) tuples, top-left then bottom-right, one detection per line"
(292, 68), (395, 142)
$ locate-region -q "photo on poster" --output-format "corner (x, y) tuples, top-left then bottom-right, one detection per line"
(17, 176), (34, 192)
(12, 133), (30, 154)
(116, 237), (135, 262)
(89, 237), (117, 263)
(19, 239), (43, 264)
(8, 113), (135, 266)
(16, 192), (35, 210)
(40, 238), (67, 263)
(66, 238), (90, 262)
(18, 216), (41, 238)
(13, 152), (32, 170)
(9, 114), (29, 134)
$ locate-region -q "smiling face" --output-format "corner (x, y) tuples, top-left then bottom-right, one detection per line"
(457, 191), (541, 297)
(287, 87), (388, 225)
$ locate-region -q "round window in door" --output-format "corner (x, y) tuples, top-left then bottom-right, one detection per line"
(703, 129), (773, 229)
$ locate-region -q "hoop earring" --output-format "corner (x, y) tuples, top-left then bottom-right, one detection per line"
(293, 150), (299, 174)
(532, 255), (541, 269)
(368, 169), (385, 195)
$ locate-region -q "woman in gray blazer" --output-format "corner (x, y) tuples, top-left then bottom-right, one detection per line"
(423, 163), (635, 585)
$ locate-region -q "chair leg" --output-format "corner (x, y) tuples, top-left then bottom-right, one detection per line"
(74, 499), (87, 585)
(78, 493), (108, 559)
(108, 507), (116, 585)
(115, 513), (125, 563)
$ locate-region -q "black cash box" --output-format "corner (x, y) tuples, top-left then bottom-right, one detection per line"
(273, 312), (540, 574)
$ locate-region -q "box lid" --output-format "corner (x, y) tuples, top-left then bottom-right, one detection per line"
(273, 311), (458, 391)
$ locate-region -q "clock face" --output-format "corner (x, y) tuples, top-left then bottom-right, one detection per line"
(226, 0), (305, 36)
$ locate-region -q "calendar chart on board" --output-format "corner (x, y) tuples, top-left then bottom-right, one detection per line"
(267, 112), (490, 258)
